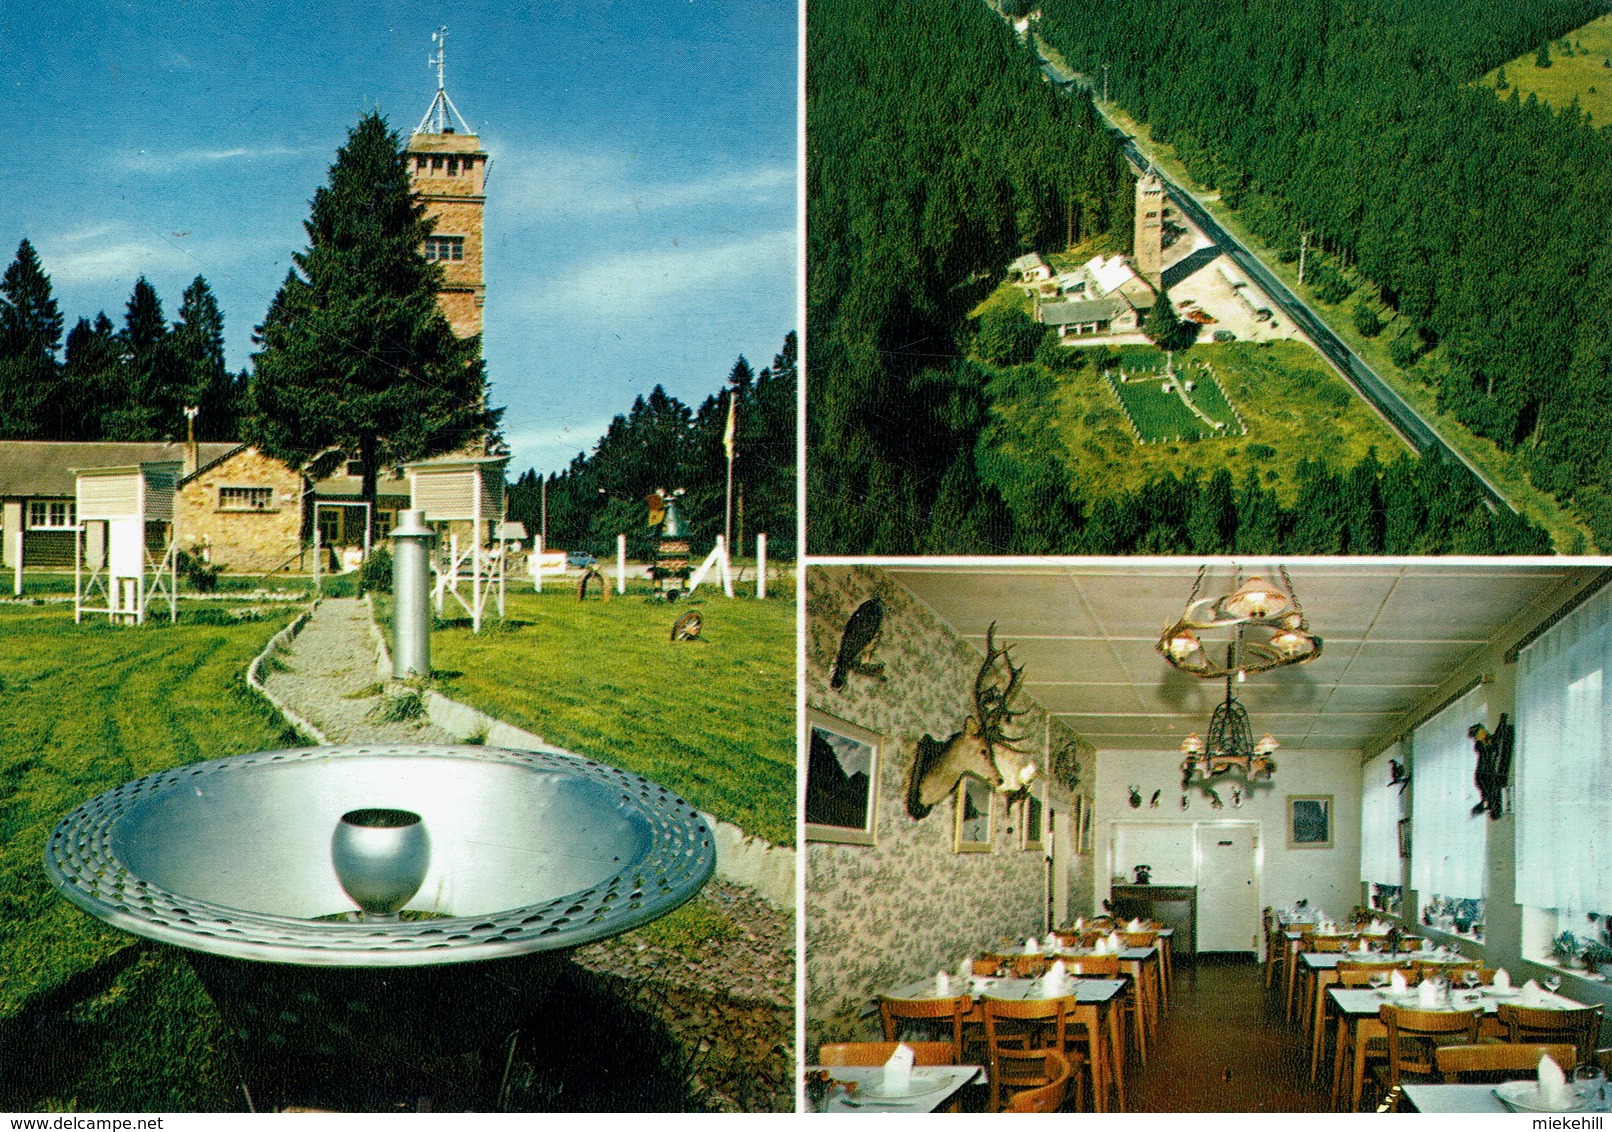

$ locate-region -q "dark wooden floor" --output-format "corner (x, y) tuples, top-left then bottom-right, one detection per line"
(1125, 955), (1331, 1112)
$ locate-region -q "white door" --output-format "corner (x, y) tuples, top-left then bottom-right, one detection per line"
(1195, 822), (1260, 953)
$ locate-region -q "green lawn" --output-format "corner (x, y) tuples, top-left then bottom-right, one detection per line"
(1107, 362), (1244, 442)
(1479, 13), (1612, 125)
(387, 579), (796, 847)
(984, 341), (1403, 504)
(1094, 100), (1595, 550)
(0, 602), (301, 1109)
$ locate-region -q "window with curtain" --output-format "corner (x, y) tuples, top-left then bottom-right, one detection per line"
(1515, 582), (1612, 959)
(1411, 685), (1488, 925)
(1360, 744), (1404, 898)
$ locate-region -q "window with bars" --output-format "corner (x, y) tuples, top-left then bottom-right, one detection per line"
(26, 500), (75, 528)
(218, 486), (275, 511)
(424, 236), (465, 262)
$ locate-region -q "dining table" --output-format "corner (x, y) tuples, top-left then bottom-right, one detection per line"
(1299, 948), (1475, 1081)
(806, 1064), (985, 1112)
(1326, 984), (1590, 1111)
(1401, 1082), (1612, 1114)
(882, 974), (1129, 1112)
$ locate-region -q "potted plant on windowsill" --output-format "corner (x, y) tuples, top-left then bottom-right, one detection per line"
(1581, 941), (1612, 979)
(1552, 931), (1582, 967)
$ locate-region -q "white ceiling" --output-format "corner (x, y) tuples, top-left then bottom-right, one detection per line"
(885, 561), (1592, 753)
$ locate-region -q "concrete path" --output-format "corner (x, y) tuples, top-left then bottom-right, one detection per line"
(262, 597), (457, 745)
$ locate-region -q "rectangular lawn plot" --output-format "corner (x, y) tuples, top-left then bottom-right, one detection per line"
(1106, 366), (1246, 443)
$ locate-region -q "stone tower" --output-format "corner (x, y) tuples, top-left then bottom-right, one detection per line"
(408, 30), (486, 342)
(1133, 166), (1165, 289)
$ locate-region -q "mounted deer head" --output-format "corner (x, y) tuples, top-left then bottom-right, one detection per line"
(906, 624), (1035, 819)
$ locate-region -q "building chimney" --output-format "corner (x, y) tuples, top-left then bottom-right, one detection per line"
(183, 406), (199, 476)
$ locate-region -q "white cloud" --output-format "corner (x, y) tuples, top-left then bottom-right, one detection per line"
(117, 145), (315, 174)
(37, 222), (283, 286)
(495, 151), (793, 220)
(518, 227), (796, 320)
(501, 417), (617, 474)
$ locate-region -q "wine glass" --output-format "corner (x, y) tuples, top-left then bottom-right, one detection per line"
(1462, 969), (1480, 992)
(1545, 973), (1565, 996)
(1368, 969), (1389, 994)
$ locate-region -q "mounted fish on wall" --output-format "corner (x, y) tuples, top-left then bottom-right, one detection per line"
(906, 624), (1038, 819)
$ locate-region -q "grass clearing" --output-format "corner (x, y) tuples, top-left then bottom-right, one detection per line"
(1107, 360), (1244, 442)
(377, 577), (795, 846)
(0, 600), (301, 1109)
(1478, 12), (1612, 125)
(983, 341), (1402, 503)
(1095, 100), (1595, 550)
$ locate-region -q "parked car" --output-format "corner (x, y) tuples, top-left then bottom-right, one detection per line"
(1213, 330), (1237, 342)
(566, 551), (598, 569)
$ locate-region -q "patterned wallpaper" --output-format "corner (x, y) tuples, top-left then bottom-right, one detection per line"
(805, 566), (1096, 1049)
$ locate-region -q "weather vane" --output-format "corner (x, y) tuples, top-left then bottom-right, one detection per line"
(414, 26), (474, 135)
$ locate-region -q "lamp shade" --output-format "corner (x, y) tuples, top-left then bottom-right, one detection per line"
(1220, 576), (1289, 621)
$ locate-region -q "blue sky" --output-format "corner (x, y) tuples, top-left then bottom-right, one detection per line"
(0, 0), (797, 477)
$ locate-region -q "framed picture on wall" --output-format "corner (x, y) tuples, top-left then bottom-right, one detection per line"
(1287, 794), (1334, 849)
(1073, 793), (1093, 855)
(1020, 785), (1045, 852)
(805, 711), (880, 846)
(954, 776), (994, 853)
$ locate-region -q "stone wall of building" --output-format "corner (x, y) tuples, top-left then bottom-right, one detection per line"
(177, 447), (306, 574)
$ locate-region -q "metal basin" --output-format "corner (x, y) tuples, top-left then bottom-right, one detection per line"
(45, 744), (715, 1059)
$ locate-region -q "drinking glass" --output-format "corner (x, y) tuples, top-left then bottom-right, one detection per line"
(1545, 973), (1564, 995)
(1368, 970), (1389, 993)
(1462, 970), (1480, 993)
(1573, 1064), (1605, 1108)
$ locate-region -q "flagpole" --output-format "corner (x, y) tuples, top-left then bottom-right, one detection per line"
(723, 389), (736, 554)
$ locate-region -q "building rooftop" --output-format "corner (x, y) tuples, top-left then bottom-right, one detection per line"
(0, 441), (238, 498)
(1040, 295), (1132, 325)
(1084, 254), (1137, 295)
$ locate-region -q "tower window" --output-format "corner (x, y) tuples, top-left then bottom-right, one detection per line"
(447, 157), (459, 175)
(431, 156), (444, 172)
(424, 236), (465, 262)
(416, 156), (427, 172)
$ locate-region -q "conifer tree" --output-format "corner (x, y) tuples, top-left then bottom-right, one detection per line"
(246, 113), (498, 539)
(0, 239), (63, 437)
(1143, 289), (1182, 348)
(172, 276), (237, 440)
(100, 277), (177, 440)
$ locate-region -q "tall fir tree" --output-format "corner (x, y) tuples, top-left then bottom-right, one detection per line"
(172, 276), (237, 440)
(245, 113), (498, 538)
(101, 277), (180, 440)
(0, 239), (63, 437)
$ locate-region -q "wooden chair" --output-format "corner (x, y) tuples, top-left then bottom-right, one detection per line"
(1373, 1004), (1482, 1111)
(982, 996), (1079, 1112)
(1263, 908), (1281, 990)
(1496, 1003), (1604, 1064)
(1063, 955), (1120, 977)
(983, 953), (1050, 979)
(1336, 960), (1413, 987)
(1436, 1042), (1578, 1082)
(1003, 1050), (1075, 1112)
(1416, 961), (1492, 984)
(819, 1041), (957, 1067)
(879, 994), (971, 1063)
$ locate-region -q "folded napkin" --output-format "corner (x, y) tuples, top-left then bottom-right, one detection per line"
(1390, 969), (1409, 992)
(884, 1042), (915, 1093)
(1092, 936), (1109, 955)
(935, 971), (951, 996)
(958, 956), (975, 980)
(1539, 1053), (1569, 1108)
(1356, 938), (1371, 954)
(1417, 977), (1442, 1007)
(1024, 937), (1041, 955)
(1371, 919), (1386, 933)
(1129, 918), (1143, 932)
(1044, 933), (1061, 953)
(1042, 959), (1068, 996)
(1107, 931), (1124, 951)
(1520, 979), (1545, 1006)
(1074, 916), (1085, 931)
(1421, 937), (1434, 953)
(1493, 967), (1511, 990)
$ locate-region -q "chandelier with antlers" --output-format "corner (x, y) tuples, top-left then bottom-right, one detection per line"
(1159, 566), (1323, 790)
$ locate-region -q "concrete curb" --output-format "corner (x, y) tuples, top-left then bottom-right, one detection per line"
(363, 595), (795, 909)
(246, 607), (332, 747)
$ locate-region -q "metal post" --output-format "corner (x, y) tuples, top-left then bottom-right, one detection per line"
(616, 533), (626, 595)
(313, 510), (321, 594)
(756, 533), (766, 600)
(533, 533), (543, 593)
(391, 509), (435, 680)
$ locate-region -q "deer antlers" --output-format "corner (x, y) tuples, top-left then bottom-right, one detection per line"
(974, 623), (1027, 751)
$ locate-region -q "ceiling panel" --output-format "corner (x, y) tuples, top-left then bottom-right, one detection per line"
(885, 561), (1591, 753)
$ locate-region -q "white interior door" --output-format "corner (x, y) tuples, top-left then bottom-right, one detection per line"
(1195, 822), (1260, 953)
(1049, 806), (1070, 927)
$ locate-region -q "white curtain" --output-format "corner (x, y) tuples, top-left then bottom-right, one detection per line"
(1360, 743), (1404, 887)
(1515, 583), (1612, 914)
(1410, 685), (1488, 903)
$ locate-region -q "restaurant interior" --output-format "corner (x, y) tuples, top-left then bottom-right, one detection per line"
(804, 559), (1612, 1113)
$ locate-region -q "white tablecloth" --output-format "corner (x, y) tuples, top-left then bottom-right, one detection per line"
(807, 1065), (983, 1113)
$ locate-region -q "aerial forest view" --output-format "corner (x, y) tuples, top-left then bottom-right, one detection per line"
(807, 0), (1610, 554)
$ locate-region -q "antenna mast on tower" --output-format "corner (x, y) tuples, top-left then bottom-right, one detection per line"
(414, 26), (474, 135)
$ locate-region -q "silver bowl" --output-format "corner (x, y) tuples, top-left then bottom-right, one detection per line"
(45, 744), (715, 1059)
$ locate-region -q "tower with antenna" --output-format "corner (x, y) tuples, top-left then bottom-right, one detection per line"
(408, 26), (487, 342)
(1133, 162), (1166, 290)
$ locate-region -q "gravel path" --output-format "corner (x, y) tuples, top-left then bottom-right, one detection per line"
(262, 598), (457, 745)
